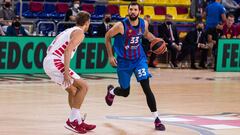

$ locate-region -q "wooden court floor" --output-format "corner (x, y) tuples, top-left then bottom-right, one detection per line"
(0, 69), (240, 135)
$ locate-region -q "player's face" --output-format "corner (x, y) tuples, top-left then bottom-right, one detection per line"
(128, 5), (140, 21)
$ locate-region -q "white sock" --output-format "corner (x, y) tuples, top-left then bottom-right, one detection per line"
(69, 108), (81, 122)
(109, 88), (115, 95)
(152, 111), (159, 119)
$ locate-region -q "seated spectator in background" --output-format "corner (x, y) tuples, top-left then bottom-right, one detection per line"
(142, 15), (157, 68)
(222, 13), (237, 38)
(222, 0), (240, 22)
(0, 0), (16, 32)
(0, 25), (5, 35)
(6, 16), (28, 36)
(177, 22), (207, 69)
(206, 22), (224, 71)
(203, 0), (226, 30)
(97, 13), (112, 37)
(0, 0), (15, 21)
(63, 0), (93, 37)
(237, 23), (240, 38)
(65, 0), (81, 22)
(158, 14), (181, 68)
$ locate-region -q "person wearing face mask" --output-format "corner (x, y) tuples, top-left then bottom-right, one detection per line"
(176, 21), (207, 69)
(97, 13), (112, 37)
(158, 14), (181, 68)
(206, 22), (224, 71)
(65, 0), (81, 22)
(0, 0), (16, 32)
(0, 0), (16, 21)
(6, 16), (28, 36)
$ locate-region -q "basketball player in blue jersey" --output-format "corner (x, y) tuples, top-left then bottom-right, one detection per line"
(104, 2), (165, 131)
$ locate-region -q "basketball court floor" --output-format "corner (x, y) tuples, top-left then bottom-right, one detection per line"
(0, 69), (240, 135)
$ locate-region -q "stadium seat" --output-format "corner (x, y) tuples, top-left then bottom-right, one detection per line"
(81, 0), (96, 3)
(91, 5), (106, 20)
(119, 5), (128, 18)
(37, 21), (56, 36)
(23, 2), (43, 18)
(153, 6), (166, 21)
(166, 7), (177, 19)
(30, 2), (44, 12)
(56, 3), (69, 13)
(16, 3), (29, 16)
(176, 0), (191, 6)
(108, 0), (120, 4)
(82, 4), (95, 14)
(144, 6), (155, 18)
(51, 3), (69, 19)
(107, 5), (119, 14)
(38, 3), (56, 18)
(58, 0), (72, 2)
(119, 0), (131, 4)
(106, 5), (121, 20)
(139, 0), (155, 5)
(175, 7), (195, 22)
(155, 0), (167, 5)
(57, 21), (75, 34)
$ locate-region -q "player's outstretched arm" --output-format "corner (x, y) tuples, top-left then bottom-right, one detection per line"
(105, 22), (123, 67)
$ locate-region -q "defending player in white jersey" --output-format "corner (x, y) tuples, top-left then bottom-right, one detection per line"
(43, 11), (96, 134)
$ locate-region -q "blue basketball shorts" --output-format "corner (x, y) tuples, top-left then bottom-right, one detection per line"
(117, 57), (151, 89)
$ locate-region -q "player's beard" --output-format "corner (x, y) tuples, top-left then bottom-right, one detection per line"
(129, 13), (139, 21)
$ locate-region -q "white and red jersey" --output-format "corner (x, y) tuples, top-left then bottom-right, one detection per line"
(46, 26), (84, 60)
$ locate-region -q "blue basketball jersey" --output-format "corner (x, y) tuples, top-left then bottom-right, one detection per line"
(113, 18), (146, 60)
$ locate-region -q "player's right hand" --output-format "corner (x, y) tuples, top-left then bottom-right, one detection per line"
(109, 56), (117, 67)
(63, 71), (72, 87)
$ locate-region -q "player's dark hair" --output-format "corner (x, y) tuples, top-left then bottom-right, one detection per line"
(128, 2), (141, 10)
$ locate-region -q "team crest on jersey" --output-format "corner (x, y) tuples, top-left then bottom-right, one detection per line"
(129, 29), (132, 33)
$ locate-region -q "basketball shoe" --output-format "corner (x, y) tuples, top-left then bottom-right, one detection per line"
(154, 117), (166, 131)
(105, 85), (115, 106)
(65, 119), (87, 134)
(79, 120), (96, 131)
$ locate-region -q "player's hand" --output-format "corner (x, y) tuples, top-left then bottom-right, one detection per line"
(63, 71), (72, 87)
(109, 56), (117, 67)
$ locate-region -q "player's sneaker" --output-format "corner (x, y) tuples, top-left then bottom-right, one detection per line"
(79, 120), (96, 131)
(105, 85), (115, 106)
(154, 117), (166, 131)
(65, 119), (87, 134)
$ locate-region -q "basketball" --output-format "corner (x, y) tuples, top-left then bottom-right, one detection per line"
(150, 38), (167, 55)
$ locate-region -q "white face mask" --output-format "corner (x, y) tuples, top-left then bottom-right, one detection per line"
(74, 4), (79, 9)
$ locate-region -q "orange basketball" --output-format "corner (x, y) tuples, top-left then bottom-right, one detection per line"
(150, 38), (167, 55)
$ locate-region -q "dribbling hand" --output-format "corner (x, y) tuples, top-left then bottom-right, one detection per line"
(109, 56), (117, 67)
